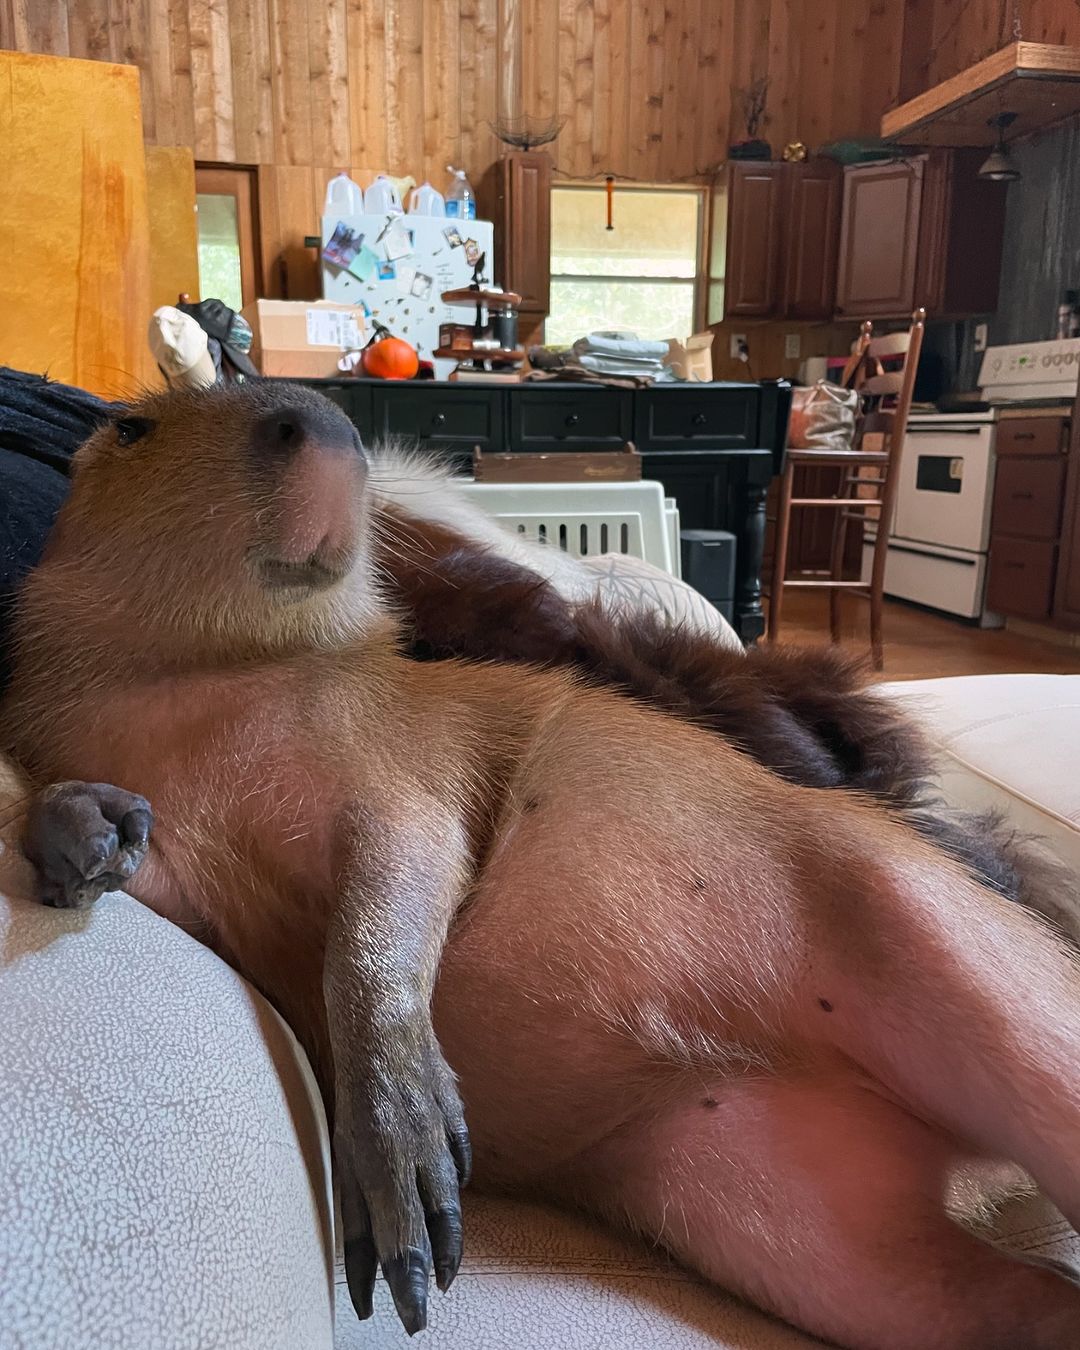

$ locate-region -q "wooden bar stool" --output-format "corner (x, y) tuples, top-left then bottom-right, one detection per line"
(767, 307), (925, 670)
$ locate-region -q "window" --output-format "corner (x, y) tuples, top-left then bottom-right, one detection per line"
(546, 185), (703, 347)
(194, 166), (262, 310)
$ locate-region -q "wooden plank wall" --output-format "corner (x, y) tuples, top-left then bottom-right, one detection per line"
(0, 0), (905, 300)
(905, 0), (1080, 92)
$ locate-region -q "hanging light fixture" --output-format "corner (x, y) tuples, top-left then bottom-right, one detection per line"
(979, 112), (1021, 181)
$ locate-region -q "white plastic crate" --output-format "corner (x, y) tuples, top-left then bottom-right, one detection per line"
(457, 480), (681, 577)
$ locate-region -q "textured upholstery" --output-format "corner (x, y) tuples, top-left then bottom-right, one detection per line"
(335, 1194), (829, 1349)
(882, 674), (1080, 875)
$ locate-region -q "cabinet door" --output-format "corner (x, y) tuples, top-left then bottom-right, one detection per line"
(835, 159), (924, 319)
(724, 163), (784, 318)
(782, 160), (841, 320)
(496, 150), (551, 313)
(1053, 420), (1080, 628)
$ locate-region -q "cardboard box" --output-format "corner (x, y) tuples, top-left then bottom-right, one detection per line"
(664, 331), (713, 383)
(242, 299), (367, 379)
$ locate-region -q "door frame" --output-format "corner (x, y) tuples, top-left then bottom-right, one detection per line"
(194, 163), (263, 306)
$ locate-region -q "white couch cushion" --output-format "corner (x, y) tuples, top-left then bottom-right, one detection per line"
(882, 674), (1080, 876)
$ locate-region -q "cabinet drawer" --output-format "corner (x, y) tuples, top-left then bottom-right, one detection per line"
(634, 387), (757, 451)
(986, 536), (1057, 619)
(991, 457), (1065, 539)
(371, 386), (503, 450)
(996, 417), (1067, 458)
(509, 387), (632, 450)
(315, 381), (375, 444)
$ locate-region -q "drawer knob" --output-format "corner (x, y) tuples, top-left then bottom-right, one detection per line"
(1003, 560), (1025, 569)
(1011, 491), (1034, 500)
(692, 412), (707, 426)
(432, 412), (446, 428)
(565, 413), (579, 427)
(1012, 432), (1036, 441)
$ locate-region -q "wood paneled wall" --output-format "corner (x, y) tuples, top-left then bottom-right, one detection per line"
(1, 0), (906, 301)
(901, 0), (1080, 96)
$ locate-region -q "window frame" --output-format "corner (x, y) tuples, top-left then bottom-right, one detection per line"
(548, 181), (708, 339)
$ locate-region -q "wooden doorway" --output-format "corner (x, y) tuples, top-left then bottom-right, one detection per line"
(194, 165), (262, 309)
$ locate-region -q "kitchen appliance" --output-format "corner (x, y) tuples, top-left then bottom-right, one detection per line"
(862, 411), (1002, 625)
(978, 337), (1080, 403)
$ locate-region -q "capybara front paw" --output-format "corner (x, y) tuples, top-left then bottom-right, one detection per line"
(338, 1049), (470, 1334)
(25, 781), (153, 908)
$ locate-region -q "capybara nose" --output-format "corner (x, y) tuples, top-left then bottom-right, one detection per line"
(250, 400), (364, 462)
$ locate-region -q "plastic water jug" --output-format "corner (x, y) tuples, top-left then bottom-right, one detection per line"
(323, 173), (364, 217)
(408, 182), (446, 216)
(445, 166), (476, 220)
(365, 175), (403, 214)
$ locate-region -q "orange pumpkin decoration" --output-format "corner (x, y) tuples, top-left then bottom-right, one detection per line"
(362, 334), (419, 380)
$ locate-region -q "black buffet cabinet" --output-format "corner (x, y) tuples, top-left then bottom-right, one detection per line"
(294, 377), (791, 642)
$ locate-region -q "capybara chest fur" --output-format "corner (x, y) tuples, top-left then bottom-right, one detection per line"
(6, 382), (1080, 1350)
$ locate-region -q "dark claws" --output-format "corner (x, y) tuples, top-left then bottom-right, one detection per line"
(343, 1233), (377, 1320)
(447, 1123), (472, 1187)
(428, 1205), (463, 1292)
(383, 1247), (430, 1335)
(121, 807), (153, 850)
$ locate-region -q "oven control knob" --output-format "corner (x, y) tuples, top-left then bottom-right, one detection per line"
(1043, 354), (1054, 366)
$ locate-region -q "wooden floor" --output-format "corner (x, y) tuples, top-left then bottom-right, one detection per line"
(770, 592), (1080, 681)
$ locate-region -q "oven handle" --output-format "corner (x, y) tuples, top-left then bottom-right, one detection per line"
(905, 425), (984, 435)
(874, 540), (978, 566)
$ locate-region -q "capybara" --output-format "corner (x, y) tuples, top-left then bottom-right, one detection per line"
(5, 383), (1080, 1349)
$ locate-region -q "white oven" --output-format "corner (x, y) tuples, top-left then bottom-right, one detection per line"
(863, 411), (1002, 625)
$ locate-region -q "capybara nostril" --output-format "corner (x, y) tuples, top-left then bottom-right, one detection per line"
(250, 399), (364, 463)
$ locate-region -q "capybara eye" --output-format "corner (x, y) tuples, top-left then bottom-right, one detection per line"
(114, 417), (154, 447)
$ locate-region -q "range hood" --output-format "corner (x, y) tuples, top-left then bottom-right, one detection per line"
(882, 41), (1080, 146)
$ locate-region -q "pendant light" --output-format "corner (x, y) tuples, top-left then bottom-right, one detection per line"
(979, 112), (1021, 182)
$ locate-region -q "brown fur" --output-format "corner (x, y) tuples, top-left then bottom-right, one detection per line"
(376, 505), (1076, 939)
(6, 384), (1080, 1349)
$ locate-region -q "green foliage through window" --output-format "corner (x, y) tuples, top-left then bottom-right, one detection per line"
(547, 186), (702, 346)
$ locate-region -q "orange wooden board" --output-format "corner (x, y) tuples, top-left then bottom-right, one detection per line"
(145, 145), (199, 312)
(0, 50), (153, 397)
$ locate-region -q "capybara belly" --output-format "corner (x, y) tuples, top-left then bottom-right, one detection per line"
(432, 722), (815, 1183)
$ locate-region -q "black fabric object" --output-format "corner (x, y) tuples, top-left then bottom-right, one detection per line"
(0, 447), (70, 689)
(0, 367), (117, 690)
(177, 299), (259, 380)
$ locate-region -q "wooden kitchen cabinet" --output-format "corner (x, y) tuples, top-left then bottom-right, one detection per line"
(835, 159), (923, 319)
(724, 162), (785, 318)
(485, 149), (551, 315)
(986, 413), (1070, 623)
(782, 158), (842, 320)
(1053, 413), (1080, 627)
(835, 150), (1006, 321)
(723, 160), (840, 321)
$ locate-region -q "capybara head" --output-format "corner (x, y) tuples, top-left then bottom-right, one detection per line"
(37, 381), (384, 663)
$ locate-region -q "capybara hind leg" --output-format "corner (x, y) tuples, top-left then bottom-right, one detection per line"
(576, 1075), (1080, 1350)
(809, 845), (1080, 1235)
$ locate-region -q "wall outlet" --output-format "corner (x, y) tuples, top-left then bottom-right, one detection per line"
(974, 322), (989, 353)
(784, 332), (801, 360)
(730, 332), (749, 361)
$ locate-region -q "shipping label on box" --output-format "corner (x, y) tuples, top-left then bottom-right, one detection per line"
(306, 306), (364, 349)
